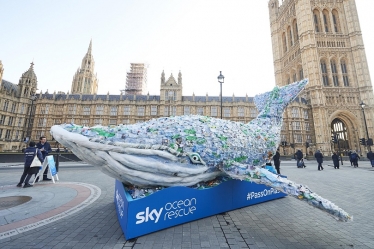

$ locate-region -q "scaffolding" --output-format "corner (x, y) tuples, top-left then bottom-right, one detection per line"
(122, 63), (148, 95)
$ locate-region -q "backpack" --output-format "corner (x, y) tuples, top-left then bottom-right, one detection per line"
(351, 153), (357, 160)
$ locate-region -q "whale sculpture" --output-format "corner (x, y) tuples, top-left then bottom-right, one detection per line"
(50, 79), (352, 221)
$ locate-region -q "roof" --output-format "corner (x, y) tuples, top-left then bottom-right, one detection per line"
(1, 79), (18, 94)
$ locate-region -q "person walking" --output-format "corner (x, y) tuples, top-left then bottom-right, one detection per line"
(348, 150), (353, 166)
(273, 149), (281, 174)
(295, 149), (303, 167)
(36, 136), (52, 181)
(17, 141), (44, 188)
(350, 150), (360, 168)
(332, 152), (340, 169)
(314, 150), (324, 171)
(367, 150), (374, 167)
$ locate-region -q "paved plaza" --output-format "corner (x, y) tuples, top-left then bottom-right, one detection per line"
(0, 159), (373, 249)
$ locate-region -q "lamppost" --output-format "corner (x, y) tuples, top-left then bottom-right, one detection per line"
(359, 101), (371, 151)
(217, 71), (224, 119)
(25, 94), (38, 143)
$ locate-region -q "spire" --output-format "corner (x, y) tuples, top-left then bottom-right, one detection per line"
(178, 70), (182, 85)
(88, 39), (92, 54)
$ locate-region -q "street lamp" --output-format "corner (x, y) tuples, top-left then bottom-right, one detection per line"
(25, 94), (38, 143)
(217, 71), (224, 119)
(359, 101), (371, 151)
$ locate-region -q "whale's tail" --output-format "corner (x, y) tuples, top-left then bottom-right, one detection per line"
(254, 79), (308, 115)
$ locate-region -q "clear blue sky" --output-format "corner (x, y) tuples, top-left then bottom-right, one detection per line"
(1, 0), (373, 96)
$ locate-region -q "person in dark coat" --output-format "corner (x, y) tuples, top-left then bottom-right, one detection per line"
(17, 141), (44, 188)
(314, 150), (324, 171)
(367, 150), (374, 167)
(348, 150), (353, 166)
(36, 136), (52, 181)
(273, 149), (281, 174)
(295, 149), (303, 167)
(350, 150), (360, 168)
(332, 152), (340, 169)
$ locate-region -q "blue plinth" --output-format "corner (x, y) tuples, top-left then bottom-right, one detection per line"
(114, 179), (286, 240)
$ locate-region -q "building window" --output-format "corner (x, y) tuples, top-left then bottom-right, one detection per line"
(223, 108), (231, 117)
(8, 116), (14, 126)
(166, 91), (175, 101)
(110, 106), (118, 116)
(36, 131), (44, 140)
(305, 122), (310, 131)
(304, 110), (309, 119)
(5, 130), (11, 139)
(109, 119), (117, 125)
(3, 100), (9, 112)
(137, 106), (145, 116)
(123, 119), (130, 124)
(184, 106), (190, 115)
(0, 129), (2, 138)
(288, 27), (293, 46)
(96, 105), (104, 115)
(293, 121), (301, 130)
(331, 59), (339, 86)
(211, 107), (217, 117)
(306, 135), (311, 143)
(250, 109), (257, 118)
(151, 106), (158, 116)
(0, 115), (5, 125)
(321, 59), (329, 86)
(282, 33), (287, 53)
(293, 19), (299, 41)
(68, 105), (77, 115)
(293, 73), (297, 82)
(54, 119), (61, 125)
(291, 108), (299, 118)
(332, 10), (341, 33)
(197, 107), (204, 115)
(295, 134), (303, 143)
(313, 10), (321, 32)
(82, 119), (89, 126)
(10, 103), (16, 113)
(136, 120), (145, 123)
(15, 130), (19, 140)
(123, 106), (131, 115)
(323, 10), (330, 32)
(41, 104), (50, 115)
(37, 118), (47, 127)
(341, 59), (349, 86)
(20, 104), (25, 114)
(94, 119), (102, 125)
(238, 107), (244, 117)
(299, 68), (304, 80)
(17, 118), (23, 127)
(83, 106), (91, 115)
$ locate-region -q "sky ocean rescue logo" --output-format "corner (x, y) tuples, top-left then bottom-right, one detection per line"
(136, 198), (197, 225)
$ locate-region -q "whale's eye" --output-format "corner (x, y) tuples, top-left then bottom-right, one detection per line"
(188, 153), (204, 164)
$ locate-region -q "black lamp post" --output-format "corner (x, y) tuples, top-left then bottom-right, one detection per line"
(217, 71), (224, 119)
(25, 94), (38, 143)
(359, 101), (371, 151)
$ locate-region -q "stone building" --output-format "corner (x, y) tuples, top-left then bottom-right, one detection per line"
(0, 62), (39, 151)
(70, 40), (98, 95)
(268, 0), (373, 155)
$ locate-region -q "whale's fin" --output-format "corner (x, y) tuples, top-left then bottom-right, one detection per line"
(254, 89), (275, 113)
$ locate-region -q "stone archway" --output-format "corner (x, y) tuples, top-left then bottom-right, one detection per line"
(328, 110), (360, 154)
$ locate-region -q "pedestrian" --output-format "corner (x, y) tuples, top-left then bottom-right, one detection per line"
(314, 150), (324, 171)
(35, 136), (52, 181)
(367, 150), (374, 167)
(350, 150), (360, 168)
(273, 149), (281, 174)
(348, 150), (353, 166)
(295, 149), (303, 167)
(17, 141), (44, 188)
(332, 152), (340, 169)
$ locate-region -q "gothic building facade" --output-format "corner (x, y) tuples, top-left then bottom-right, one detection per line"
(268, 0), (373, 154)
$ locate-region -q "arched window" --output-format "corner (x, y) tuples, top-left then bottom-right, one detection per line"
(313, 9), (322, 32)
(331, 119), (349, 151)
(293, 19), (299, 41)
(332, 10), (341, 33)
(322, 9), (331, 32)
(299, 67), (304, 80)
(288, 26), (293, 47)
(321, 59), (329, 86)
(341, 59), (349, 86)
(331, 59), (339, 86)
(292, 71), (297, 82)
(282, 32), (288, 53)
